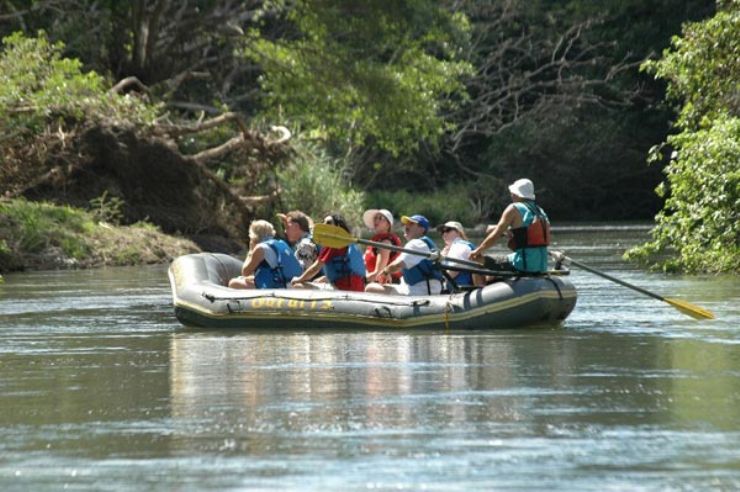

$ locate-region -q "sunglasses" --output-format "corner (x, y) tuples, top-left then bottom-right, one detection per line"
(441, 227), (456, 233)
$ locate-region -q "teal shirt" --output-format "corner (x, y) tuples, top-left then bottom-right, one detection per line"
(507, 202), (549, 273)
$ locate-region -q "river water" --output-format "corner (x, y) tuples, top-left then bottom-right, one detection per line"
(1, 226), (738, 490)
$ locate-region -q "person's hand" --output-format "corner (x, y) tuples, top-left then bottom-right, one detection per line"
(366, 272), (377, 284)
(469, 249), (482, 262)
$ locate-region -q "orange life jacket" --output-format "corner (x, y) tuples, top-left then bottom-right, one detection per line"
(507, 201), (550, 250)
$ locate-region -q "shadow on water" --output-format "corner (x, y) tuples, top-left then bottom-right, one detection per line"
(0, 225), (738, 490)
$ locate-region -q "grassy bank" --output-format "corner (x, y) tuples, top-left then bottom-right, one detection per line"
(0, 199), (200, 273)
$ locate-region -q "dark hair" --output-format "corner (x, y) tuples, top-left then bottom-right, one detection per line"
(325, 213), (350, 233)
(286, 210), (310, 232)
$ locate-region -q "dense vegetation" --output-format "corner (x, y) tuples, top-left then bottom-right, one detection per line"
(1, 0), (735, 273)
(626, 2), (739, 273)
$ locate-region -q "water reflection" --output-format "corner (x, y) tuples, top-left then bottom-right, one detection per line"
(1, 227), (739, 489)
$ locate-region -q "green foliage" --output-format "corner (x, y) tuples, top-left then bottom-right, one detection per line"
(366, 181), (499, 229)
(626, 4), (740, 273)
(0, 198), (94, 260)
(246, 0), (472, 156)
(0, 31), (159, 130)
(275, 138), (365, 227)
(88, 191), (125, 225)
(642, 5), (739, 131)
(0, 198), (198, 272)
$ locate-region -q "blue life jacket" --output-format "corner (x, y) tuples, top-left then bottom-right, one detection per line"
(254, 238), (303, 289)
(402, 236), (444, 287)
(509, 202), (549, 273)
(447, 238), (475, 289)
(322, 244), (366, 284)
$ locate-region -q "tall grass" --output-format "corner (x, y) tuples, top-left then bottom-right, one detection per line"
(275, 140), (365, 228)
(365, 181), (505, 229)
(0, 199), (94, 259)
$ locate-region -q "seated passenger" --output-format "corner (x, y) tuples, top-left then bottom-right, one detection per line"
(228, 219), (303, 289)
(365, 214), (443, 296)
(291, 214), (366, 292)
(276, 210), (319, 272)
(470, 178), (551, 274)
(361, 208), (402, 284)
(437, 221), (477, 290)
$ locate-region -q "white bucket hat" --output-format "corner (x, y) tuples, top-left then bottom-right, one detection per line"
(362, 209), (394, 230)
(508, 178), (535, 200)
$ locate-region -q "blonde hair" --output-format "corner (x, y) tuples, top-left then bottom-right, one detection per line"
(249, 219), (276, 243)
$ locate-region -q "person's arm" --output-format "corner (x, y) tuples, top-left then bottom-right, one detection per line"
(381, 255), (406, 276)
(241, 243), (265, 276)
(470, 205), (517, 261)
(291, 259), (324, 285)
(367, 242), (392, 282)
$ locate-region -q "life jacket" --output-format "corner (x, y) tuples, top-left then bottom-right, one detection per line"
(363, 232), (403, 281)
(446, 238), (475, 289)
(507, 201), (550, 273)
(254, 239), (303, 289)
(323, 244), (366, 285)
(402, 236), (444, 292)
(508, 201), (550, 250)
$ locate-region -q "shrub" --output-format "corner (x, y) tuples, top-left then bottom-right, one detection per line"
(275, 139), (365, 229)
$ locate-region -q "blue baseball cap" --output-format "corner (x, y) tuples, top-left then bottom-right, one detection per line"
(401, 214), (430, 231)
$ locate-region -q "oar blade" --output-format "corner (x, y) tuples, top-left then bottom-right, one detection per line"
(665, 298), (715, 320)
(312, 223), (356, 248)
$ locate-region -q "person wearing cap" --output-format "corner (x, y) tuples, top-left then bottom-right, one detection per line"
(365, 214), (444, 296)
(291, 214), (366, 292)
(276, 210), (319, 272)
(361, 208), (402, 284)
(470, 178), (551, 273)
(437, 221), (477, 290)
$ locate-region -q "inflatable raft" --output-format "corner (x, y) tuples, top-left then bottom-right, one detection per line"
(168, 253), (577, 330)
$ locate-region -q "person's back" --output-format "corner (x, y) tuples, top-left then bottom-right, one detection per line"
(508, 201), (550, 273)
(254, 238), (303, 288)
(470, 178), (551, 274)
(321, 243), (366, 292)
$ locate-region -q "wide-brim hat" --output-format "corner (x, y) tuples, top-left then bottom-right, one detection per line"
(362, 209), (394, 230)
(401, 214), (430, 232)
(508, 178), (535, 200)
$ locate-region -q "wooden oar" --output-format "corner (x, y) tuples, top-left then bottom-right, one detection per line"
(551, 251), (715, 320)
(314, 224), (566, 279)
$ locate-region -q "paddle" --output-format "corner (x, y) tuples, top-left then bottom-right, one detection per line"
(314, 223), (568, 279)
(550, 251), (715, 320)
(314, 223), (484, 269)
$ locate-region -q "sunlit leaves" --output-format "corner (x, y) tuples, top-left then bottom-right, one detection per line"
(0, 31), (159, 132)
(245, 0), (472, 155)
(627, 5), (740, 273)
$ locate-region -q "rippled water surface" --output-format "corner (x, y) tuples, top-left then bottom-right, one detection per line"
(1, 226), (738, 490)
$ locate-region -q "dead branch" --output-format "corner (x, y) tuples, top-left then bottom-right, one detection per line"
(110, 76), (149, 94)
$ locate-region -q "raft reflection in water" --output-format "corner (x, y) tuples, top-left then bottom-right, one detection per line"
(168, 332), (531, 454)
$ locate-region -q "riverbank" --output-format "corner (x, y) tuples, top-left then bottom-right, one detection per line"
(0, 199), (201, 273)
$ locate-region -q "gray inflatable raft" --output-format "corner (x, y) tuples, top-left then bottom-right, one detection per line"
(168, 253), (577, 330)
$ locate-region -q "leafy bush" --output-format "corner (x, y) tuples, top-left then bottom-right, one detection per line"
(275, 139), (366, 229)
(0, 31), (159, 129)
(625, 114), (740, 272)
(0, 31), (160, 194)
(626, 5), (740, 273)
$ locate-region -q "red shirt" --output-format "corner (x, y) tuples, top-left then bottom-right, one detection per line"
(318, 247), (365, 292)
